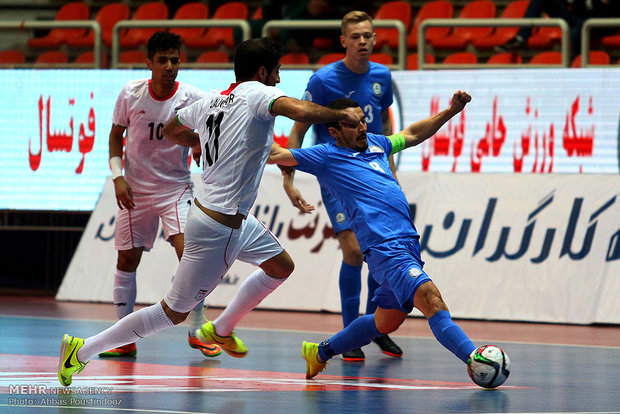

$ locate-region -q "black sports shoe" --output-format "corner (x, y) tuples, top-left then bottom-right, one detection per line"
(342, 348), (365, 362)
(494, 35), (526, 53)
(373, 335), (403, 357)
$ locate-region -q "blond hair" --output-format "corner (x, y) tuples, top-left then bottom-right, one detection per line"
(341, 11), (373, 35)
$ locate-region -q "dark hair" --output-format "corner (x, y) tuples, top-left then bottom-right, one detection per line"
(326, 98), (359, 129)
(147, 31), (182, 60)
(234, 37), (282, 81)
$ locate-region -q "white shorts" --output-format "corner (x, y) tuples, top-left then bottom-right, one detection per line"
(114, 184), (193, 251)
(164, 202), (284, 313)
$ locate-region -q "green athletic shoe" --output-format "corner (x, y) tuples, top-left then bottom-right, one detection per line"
(302, 341), (327, 379)
(58, 334), (89, 387)
(196, 321), (247, 358)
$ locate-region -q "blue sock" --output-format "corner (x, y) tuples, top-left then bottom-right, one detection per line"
(318, 314), (381, 361)
(428, 310), (476, 363)
(365, 274), (379, 315)
(338, 262), (362, 327)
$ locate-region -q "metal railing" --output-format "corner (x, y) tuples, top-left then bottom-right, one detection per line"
(418, 18), (570, 69)
(111, 19), (251, 69)
(581, 18), (620, 67)
(0, 20), (102, 68)
(261, 19), (407, 70)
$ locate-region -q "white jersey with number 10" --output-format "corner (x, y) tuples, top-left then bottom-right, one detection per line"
(176, 81), (286, 217)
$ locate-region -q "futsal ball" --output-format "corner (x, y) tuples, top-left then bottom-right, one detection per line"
(467, 345), (511, 388)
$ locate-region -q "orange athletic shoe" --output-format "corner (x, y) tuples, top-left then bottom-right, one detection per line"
(98, 342), (137, 357)
(188, 333), (222, 357)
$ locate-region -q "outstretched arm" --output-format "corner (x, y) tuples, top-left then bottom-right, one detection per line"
(270, 96), (358, 125)
(399, 90), (471, 149)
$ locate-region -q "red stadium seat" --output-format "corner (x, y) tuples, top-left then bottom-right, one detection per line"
(33, 50), (69, 65)
(431, 0), (496, 49)
(119, 50), (147, 66)
(74, 50), (108, 68)
(529, 51), (562, 64)
(602, 30), (620, 47)
(317, 53), (345, 65)
(473, 0), (529, 49)
(406, 52), (435, 70)
(280, 52), (310, 65)
(407, 0), (453, 50)
(120, 2), (169, 49)
(66, 3), (130, 48)
(442, 51), (478, 65)
(370, 53), (394, 65)
(195, 50), (229, 63)
(527, 15), (562, 49)
(0, 49), (26, 66)
(27, 2), (90, 48)
(184, 2), (248, 50)
(570, 51), (610, 67)
(374, 1), (412, 50)
(487, 52), (523, 64)
(170, 2), (209, 41)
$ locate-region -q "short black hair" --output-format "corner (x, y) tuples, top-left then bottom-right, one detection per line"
(147, 31), (182, 60)
(234, 37), (282, 81)
(326, 98), (360, 129)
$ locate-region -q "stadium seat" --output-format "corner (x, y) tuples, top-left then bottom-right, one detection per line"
(252, 6), (263, 20)
(120, 2), (169, 49)
(406, 52), (435, 70)
(487, 52), (523, 64)
(473, 0), (529, 49)
(407, 0), (454, 50)
(27, 2), (90, 48)
(195, 50), (229, 63)
(442, 51), (478, 65)
(0, 49), (26, 66)
(66, 3), (130, 48)
(280, 52), (310, 65)
(374, 1), (412, 50)
(529, 51), (562, 64)
(34, 50), (69, 65)
(601, 30), (620, 47)
(370, 53), (394, 65)
(317, 53), (345, 65)
(74, 50), (108, 68)
(570, 51), (610, 67)
(184, 2), (248, 50)
(431, 0), (496, 49)
(170, 2), (209, 41)
(119, 50), (147, 66)
(527, 16), (562, 49)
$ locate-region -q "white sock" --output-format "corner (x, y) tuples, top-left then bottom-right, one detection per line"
(77, 302), (173, 362)
(113, 269), (136, 319)
(187, 300), (205, 334)
(213, 269), (287, 336)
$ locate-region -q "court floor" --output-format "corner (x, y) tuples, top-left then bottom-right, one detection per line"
(1, 295), (619, 414)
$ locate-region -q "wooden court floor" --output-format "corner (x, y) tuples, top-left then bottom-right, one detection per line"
(1, 295), (619, 414)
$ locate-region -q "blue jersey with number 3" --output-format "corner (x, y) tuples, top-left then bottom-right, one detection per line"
(302, 61), (393, 145)
(290, 133), (418, 253)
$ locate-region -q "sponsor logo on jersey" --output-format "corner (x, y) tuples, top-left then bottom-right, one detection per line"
(345, 90), (356, 98)
(335, 212), (346, 223)
(368, 145), (384, 153)
(372, 82), (382, 96)
(409, 267), (422, 278)
(302, 91), (312, 102)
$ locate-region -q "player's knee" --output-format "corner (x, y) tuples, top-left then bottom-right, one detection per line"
(374, 308), (407, 334)
(116, 250), (141, 271)
(160, 300), (189, 325)
(414, 282), (449, 318)
(261, 251), (295, 279)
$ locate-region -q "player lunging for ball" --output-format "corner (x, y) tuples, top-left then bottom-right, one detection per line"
(269, 92), (500, 386)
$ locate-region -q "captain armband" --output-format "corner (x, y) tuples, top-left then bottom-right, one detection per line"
(389, 133), (406, 154)
(110, 156), (122, 179)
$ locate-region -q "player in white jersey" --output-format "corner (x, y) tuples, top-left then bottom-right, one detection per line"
(58, 37), (359, 386)
(103, 31), (221, 359)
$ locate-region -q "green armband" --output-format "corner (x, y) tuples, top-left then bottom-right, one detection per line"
(389, 133), (406, 154)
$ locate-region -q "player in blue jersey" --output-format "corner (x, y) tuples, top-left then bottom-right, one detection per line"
(269, 91), (480, 381)
(285, 10), (401, 361)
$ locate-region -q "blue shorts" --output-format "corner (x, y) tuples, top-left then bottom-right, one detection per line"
(320, 185), (350, 234)
(364, 238), (431, 314)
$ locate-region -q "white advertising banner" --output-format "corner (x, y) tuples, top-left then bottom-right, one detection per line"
(2, 68), (619, 211)
(58, 171), (620, 325)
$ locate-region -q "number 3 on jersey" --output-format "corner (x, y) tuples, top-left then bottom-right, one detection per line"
(203, 112), (223, 168)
